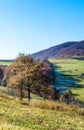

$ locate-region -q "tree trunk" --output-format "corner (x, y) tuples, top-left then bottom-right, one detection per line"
(18, 89), (23, 101)
(27, 86), (30, 101)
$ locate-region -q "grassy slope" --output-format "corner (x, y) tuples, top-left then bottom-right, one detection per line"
(49, 58), (84, 101)
(0, 94), (84, 130)
(0, 58), (84, 129)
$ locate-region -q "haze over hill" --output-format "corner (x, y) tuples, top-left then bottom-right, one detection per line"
(32, 40), (84, 59)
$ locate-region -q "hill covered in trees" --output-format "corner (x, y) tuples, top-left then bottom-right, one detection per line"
(32, 40), (84, 59)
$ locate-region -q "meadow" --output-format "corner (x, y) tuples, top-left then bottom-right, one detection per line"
(0, 58), (84, 129)
(0, 90), (84, 130)
(49, 58), (84, 101)
(0, 60), (12, 65)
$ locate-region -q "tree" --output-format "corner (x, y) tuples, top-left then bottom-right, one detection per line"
(4, 54), (55, 101)
(0, 65), (7, 86)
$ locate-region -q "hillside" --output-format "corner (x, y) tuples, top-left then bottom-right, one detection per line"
(0, 93), (84, 130)
(49, 58), (84, 101)
(32, 40), (84, 59)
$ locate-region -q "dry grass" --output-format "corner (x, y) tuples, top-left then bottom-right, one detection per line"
(0, 95), (84, 130)
(0, 121), (28, 130)
(29, 100), (84, 116)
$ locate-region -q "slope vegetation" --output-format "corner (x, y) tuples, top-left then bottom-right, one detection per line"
(0, 94), (84, 130)
(33, 40), (84, 59)
(49, 58), (84, 101)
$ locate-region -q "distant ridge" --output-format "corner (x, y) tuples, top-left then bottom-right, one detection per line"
(32, 40), (84, 59)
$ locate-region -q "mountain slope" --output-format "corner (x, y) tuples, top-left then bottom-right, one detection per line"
(32, 41), (84, 59)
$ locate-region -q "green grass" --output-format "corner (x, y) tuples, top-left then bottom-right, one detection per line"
(49, 58), (84, 101)
(0, 58), (84, 129)
(0, 61), (12, 65)
(0, 94), (84, 130)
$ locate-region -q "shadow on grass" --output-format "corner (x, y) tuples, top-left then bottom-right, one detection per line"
(53, 65), (84, 91)
(73, 93), (80, 96)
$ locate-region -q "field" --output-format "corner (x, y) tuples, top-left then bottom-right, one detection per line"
(49, 58), (84, 101)
(0, 90), (84, 130)
(0, 58), (84, 129)
(0, 60), (12, 65)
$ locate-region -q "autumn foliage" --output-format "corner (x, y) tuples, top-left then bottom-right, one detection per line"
(4, 54), (55, 101)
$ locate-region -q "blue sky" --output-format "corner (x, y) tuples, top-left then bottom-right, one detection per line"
(0, 0), (84, 59)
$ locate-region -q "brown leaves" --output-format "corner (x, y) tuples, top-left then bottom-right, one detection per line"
(4, 54), (55, 100)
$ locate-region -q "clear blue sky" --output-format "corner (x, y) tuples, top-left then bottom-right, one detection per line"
(0, 0), (84, 59)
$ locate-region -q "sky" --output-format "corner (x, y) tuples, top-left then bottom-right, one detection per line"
(0, 0), (84, 59)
